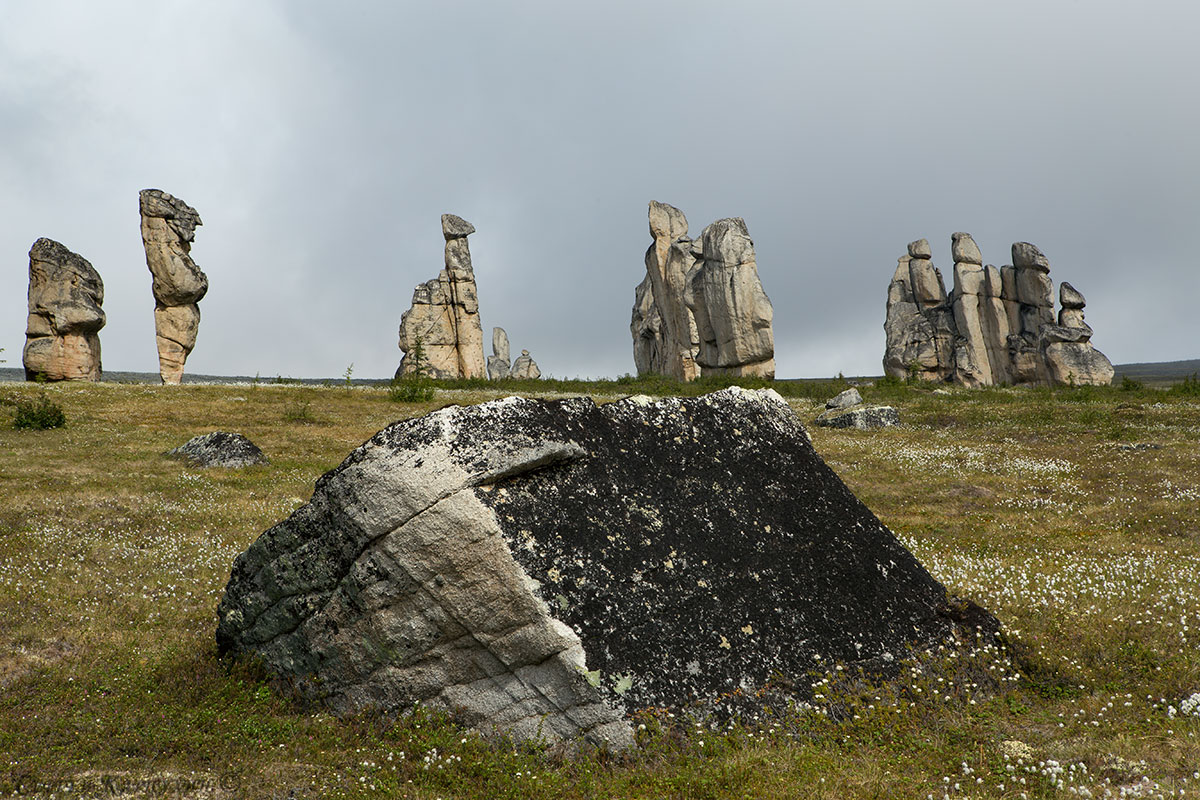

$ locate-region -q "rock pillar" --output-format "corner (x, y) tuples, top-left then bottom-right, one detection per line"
(23, 238), (105, 382)
(139, 189), (207, 385)
(396, 214), (487, 379)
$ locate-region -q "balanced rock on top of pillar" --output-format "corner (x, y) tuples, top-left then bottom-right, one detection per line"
(396, 215), (487, 380)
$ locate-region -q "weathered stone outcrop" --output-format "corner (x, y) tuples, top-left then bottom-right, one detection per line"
(816, 387), (898, 429)
(1042, 282), (1114, 386)
(217, 388), (997, 748)
(23, 238), (105, 382)
(632, 202), (774, 380)
(509, 349), (541, 380)
(487, 327), (511, 380)
(486, 327), (541, 380)
(166, 432), (268, 468)
(882, 240), (955, 382)
(396, 215), (487, 380)
(139, 189), (207, 385)
(884, 235), (1112, 386)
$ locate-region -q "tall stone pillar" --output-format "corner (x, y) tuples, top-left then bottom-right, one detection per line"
(139, 189), (207, 385)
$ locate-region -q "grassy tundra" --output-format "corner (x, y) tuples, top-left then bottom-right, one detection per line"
(1, 375), (1198, 799)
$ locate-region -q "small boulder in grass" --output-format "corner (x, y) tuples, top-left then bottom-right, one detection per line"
(825, 387), (863, 409)
(816, 405), (899, 430)
(166, 431), (268, 468)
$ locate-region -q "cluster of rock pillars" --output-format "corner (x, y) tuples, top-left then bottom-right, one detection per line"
(19, 196), (1112, 388)
(23, 189), (206, 385)
(884, 234), (1113, 387)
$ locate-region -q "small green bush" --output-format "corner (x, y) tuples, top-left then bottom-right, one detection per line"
(388, 375), (435, 403)
(1120, 375), (1146, 392)
(12, 393), (67, 430)
(1169, 373), (1200, 397)
(282, 399), (315, 423)
(391, 336), (436, 403)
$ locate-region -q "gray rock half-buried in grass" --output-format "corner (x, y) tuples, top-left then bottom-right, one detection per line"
(216, 388), (996, 749)
(166, 432), (268, 468)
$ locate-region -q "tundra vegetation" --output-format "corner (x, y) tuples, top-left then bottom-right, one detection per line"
(1, 373), (1198, 799)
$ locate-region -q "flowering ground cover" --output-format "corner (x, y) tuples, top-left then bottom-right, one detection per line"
(0, 378), (1197, 799)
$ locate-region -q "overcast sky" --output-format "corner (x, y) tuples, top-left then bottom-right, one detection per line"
(2, 1), (1196, 380)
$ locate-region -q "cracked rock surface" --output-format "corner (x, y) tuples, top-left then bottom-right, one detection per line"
(217, 387), (993, 748)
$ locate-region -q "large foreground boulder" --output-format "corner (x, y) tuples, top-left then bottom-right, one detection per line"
(217, 388), (995, 749)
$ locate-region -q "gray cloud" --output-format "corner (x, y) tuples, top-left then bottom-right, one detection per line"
(3, 1), (1197, 379)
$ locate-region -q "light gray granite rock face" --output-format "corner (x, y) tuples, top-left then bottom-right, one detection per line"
(396, 215), (487, 380)
(1059, 281), (1086, 309)
(951, 232), (983, 266)
(487, 327), (511, 380)
(217, 388), (996, 749)
(166, 432), (268, 468)
(883, 250), (955, 383)
(1012, 241), (1051, 272)
(826, 387), (863, 409)
(635, 201), (701, 380)
(23, 238), (105, 382)
(492, 327), (510, 363)
(1043, 341), (1115, 386)
(907, 238), (932, 259)
(1041, 281), (1112, 385)
(688, 217), (775, 378)
(633, 203), (774, 380)
(630, 273), (663, 376)
(884, 234), (1112, 387)
(140, 189), (206, 385)
(487, 356), (510, 380)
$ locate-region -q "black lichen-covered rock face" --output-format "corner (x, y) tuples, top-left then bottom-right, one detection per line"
(166, 431), (268, 468)
(216, 388), (997, 749)
(475, 391), (960, 712)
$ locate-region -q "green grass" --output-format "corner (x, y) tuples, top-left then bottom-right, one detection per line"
(1, 377), (1199, 798)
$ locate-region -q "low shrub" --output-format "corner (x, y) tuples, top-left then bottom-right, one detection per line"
(388, 375), (435, 403)
(1169, 373), (1200, 397)
(1120, 375), (1146, 391)
(11, 393), (67, 430)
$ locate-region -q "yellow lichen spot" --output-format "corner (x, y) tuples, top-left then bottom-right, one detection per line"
(741, 624), (754, 635)
(663, 558), (674, 570)
(547, 567), (562, 583)
(697, 579), (709, 588)
(719, 635), (731, 649)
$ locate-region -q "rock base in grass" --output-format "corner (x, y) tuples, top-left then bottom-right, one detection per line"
(167, 432), (268, 468)
(815, 405), (900, 430)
